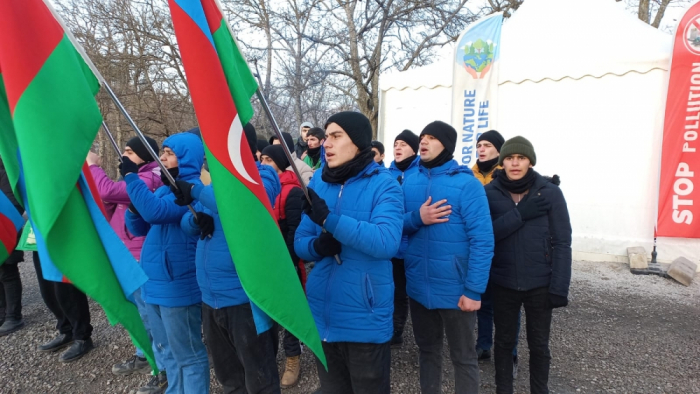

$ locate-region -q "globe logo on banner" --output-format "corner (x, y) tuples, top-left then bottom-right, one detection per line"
(456, 37), (497, 79)
(682, 15), (700, 55)
(450, 13), (503, 166)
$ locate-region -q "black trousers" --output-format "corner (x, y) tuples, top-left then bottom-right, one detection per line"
(410, 298), (479, 394)
(0, 252), (23, 321)
(391, 258), (409, 337)
(32, 252), (92, 340)
(202, 302), (280, 394)
(315, 341), (391, 394)
(493, 284), (552, 394)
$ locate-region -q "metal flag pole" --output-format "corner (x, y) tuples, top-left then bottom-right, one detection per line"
(101, 121), (123, 163)
(102, 83), (198, 217)
(252, 74), (342, 265)
(42, 0), (198, 217)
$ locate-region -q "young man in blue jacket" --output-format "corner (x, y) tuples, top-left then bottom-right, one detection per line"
(123, 132), (209, 394)
(484, 136), (571, 394)
(402, 121), (494, 394)
(295, 111), (403, 394)
(170, 123), (282, 394)
(386, 129), (420, 347)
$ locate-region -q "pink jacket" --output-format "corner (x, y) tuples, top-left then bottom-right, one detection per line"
(90, 162), (162, 260)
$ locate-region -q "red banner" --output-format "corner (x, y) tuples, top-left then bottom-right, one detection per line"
(658, 1), (700, 238)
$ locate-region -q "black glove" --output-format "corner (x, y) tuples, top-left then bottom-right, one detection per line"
(313, 232), (341, 257)
(302, 188), (330, 226)
(194, 212), (214, 240)
(119, 156), (139, 178)
(128, 202), (140, 217)
(516, 196), (551, 221)
(548, 293), (568, 309)
(170, 180), (195, 206)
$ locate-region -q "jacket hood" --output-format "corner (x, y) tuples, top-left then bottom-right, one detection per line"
(162, 133), (204, 181)
(279, 170), (301, 187)
(418, 159), (472, 177)
(138, 161), (161, 176)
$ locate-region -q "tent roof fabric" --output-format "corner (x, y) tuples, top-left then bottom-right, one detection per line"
(380, 0), (672, 91)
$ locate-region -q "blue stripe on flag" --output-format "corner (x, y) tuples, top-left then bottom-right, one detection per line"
(78, 173), (148, 300)
(172, 0), (216, 48)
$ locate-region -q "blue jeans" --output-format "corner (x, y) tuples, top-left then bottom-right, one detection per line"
(133, 288), (165, 371)
(146, 303), (210, 394)
(477, 282), (520, 357)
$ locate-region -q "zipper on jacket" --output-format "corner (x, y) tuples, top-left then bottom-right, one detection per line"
(203, 237), (216, 308)
(324, 260), (338, 341)
(425, 169), (432, 309)
(323, 183), (344, 340)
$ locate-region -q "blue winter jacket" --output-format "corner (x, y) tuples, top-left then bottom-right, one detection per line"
(403, 160), (494, 310)
(294, 162), (403, 344)
(388, 156), (420, 259)
(125, 133), (204, 307)
(181, 162), (280, 310)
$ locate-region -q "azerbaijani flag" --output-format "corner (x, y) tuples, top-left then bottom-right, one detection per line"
(167, 0), (326, 366)
(0, 0), (155, 370)
(0, 188), (24, 267)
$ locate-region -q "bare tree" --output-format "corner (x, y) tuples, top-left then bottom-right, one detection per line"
(618, 0), (687, 28)
(57, 0), (197, 178)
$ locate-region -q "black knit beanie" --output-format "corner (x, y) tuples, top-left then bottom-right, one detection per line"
(371, 141), (385, 155)
(498, 136), (537, 166)
(243, 123), (258, 159)
(477, 130), (505, 153)
(395, 129), (419, 154)
(420, 121), (457, 155)
(324, 111), (372, 151)
(261, 145), (289, 170)
(257, 139), (269, 154)
(126, 136), (159, 163)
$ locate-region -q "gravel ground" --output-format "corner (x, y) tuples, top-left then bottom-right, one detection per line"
(1, 255), (699, 394)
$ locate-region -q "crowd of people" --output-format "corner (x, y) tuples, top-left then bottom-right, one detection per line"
(0, 111), (572, 394)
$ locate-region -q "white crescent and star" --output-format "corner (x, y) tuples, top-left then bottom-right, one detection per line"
(227, 114), (259, 185)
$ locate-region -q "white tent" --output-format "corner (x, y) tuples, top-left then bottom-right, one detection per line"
(378, 0), (700, 266)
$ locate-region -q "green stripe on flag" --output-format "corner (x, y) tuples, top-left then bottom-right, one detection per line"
(5, 34), (156, 371)
(13, 35), (100, 234)
(205, 146), (326, 367)
(0, 76), (21, 202)
(211, 21), (258, 125)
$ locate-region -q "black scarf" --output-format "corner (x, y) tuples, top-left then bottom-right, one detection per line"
(160, 167), (180, 187)
(476, 157), (498, 174)
(420, 149), (453, 169)
(322, 148), (375, 184)
(307, 146), (322, 165)
(497, 168), (536, 194)
(395, 154), (416, 172)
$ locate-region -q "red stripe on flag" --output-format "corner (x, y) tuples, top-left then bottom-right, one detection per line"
(0, 0), (65, 113)
(200, 0), (224, 33)
(0, 215), (18, 255)
(169, 0), (271, 211)
(80, 163), (108, 218)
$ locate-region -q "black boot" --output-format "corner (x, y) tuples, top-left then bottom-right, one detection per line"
(59, 338), (94, 362)
(38, 334), (74, 353)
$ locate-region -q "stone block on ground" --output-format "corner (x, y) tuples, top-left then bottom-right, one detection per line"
(627, 247), (648, 270)
(667, 257), (697, 286)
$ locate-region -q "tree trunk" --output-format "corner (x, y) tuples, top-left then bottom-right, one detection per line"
(638, 0), (650, 24)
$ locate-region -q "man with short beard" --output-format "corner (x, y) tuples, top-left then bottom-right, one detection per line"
(485, 136), (571, 394)
(302, 127), (325, 171)
(295, 112), (403, 394)
(402, 121), (494, 393)
(295, 122), (313, 158)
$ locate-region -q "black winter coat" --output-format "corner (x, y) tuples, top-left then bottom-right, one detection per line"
(484, 171), (572, 297)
